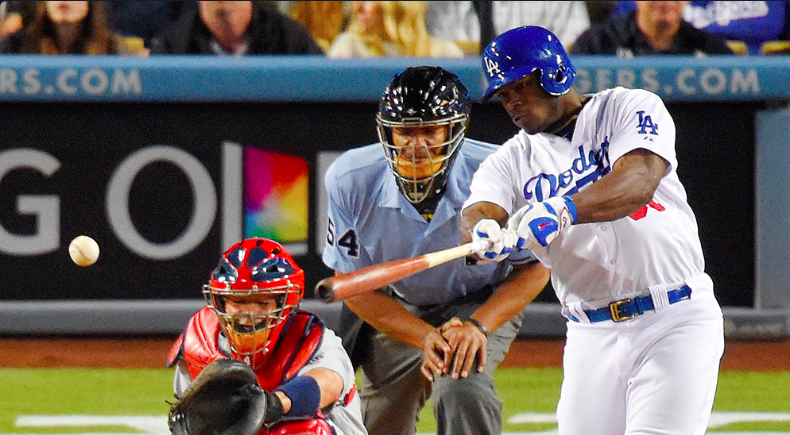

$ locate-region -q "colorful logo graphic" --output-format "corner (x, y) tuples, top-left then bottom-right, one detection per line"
(244, 148), (308, 244)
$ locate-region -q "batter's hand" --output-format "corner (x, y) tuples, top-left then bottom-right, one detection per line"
(507, 196), (577, 251)
(420, 318), (463, 381)
(441, 319), (488, 379)
(472, 219), (517, 262)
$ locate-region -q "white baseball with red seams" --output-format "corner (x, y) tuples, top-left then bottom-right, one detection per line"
(68, 235), (100, 267)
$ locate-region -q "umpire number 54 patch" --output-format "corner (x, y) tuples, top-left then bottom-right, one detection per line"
(326, 217), (359, 257)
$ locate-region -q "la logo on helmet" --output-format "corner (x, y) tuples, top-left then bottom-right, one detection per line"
(485, 57), (502, 76)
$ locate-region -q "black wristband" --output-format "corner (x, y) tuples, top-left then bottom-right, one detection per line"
(467, 318), (489, 338)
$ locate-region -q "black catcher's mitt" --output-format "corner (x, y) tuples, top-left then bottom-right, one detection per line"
(168, 358), (284, 435)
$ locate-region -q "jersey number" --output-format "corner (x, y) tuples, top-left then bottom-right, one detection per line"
(326, 217), (359, 257)
(628, 200), (665, 220)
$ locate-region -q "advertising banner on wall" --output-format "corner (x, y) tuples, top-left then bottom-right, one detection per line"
(0, 102), (380, 300)
(0, 97), (762, 308)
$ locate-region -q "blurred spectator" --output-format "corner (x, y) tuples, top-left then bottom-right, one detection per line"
(328, 1), (463, 58)
(288, 1), (347, 52)
(610, 0), (638, 17)
(104, 1), (196, 46)
(426, 1), (590, 54)
(328, 1), (393, 56)
(0, 1), (147, 55)
(0, 1), (43, 37)
(683, 1), (790, 55)
(585, 1), (619, 24)
(149, 0), (323, 55)
(614, 1), (789, 54)
(395, 1), (464, 56)
(489, 1), (591, 47)
(424, 2), (485, 55)
(571, 1), (734, 57)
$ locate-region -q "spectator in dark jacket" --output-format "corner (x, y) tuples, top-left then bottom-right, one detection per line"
(105, 1), (196, 46)
(571, 1), (733, 57)
(149, 1), (323, 55)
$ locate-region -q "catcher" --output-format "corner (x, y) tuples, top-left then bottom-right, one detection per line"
(167, 238), (367, 435)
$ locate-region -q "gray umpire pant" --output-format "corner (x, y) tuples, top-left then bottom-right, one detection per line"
(357, 292), (524, 435)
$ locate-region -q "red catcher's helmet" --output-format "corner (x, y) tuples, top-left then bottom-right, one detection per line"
(203, 238), (304, 368)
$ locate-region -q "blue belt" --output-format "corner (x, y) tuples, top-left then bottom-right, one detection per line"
(580, 285), (692, 323)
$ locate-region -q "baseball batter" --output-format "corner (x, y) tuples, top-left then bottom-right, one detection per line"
(463, 26), (725, 435)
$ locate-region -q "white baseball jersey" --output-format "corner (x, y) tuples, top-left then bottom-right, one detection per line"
(464, 86), (714, 317)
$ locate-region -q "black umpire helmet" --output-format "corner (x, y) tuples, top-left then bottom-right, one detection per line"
(377, 66), (472, 204)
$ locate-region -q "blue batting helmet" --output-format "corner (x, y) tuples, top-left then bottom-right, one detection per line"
(482, 26), (576, 100)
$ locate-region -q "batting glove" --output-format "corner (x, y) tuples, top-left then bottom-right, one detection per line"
(507, 196), (577, 251)
(472, 219), (517, 262)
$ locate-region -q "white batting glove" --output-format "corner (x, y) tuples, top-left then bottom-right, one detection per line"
(471, 219), (517, 262)
(507, 196), (577, 251)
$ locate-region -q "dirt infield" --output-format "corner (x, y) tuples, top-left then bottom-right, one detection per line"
(3, 336), (789, 371)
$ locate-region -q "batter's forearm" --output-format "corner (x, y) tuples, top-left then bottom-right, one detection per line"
(571, 149), (666, 223)
(571, 178), (649, 223)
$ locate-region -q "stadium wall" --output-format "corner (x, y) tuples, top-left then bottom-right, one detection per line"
(0, 56), (788, 338)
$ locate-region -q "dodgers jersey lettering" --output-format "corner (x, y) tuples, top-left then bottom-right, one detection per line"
(323, 139), (529, 307)
(464, 87), (711, 311)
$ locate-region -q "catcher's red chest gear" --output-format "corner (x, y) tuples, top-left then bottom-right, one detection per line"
(262, 419), (334, 435)
(168, 307), (324, 391)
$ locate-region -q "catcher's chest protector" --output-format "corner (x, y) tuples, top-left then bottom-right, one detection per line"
(168, 307), (325, 391)
(260, 419), (334, 435)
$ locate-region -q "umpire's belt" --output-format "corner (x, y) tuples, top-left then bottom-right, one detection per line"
(581, 285), (692, 323)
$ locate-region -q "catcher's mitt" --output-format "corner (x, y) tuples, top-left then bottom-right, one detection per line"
(168, 358), (283, 435)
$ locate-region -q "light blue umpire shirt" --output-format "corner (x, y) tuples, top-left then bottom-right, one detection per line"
(322, 139), (533, 307)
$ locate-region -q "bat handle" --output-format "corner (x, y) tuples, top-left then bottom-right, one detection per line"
(468, 239), (493, 254)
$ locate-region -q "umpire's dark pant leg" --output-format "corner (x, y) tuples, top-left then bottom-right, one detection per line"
(432, 367), (503, 435)
(359, 331), (431, 435)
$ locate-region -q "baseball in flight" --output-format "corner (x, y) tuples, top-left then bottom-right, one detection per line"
(68, 235), (100, 267)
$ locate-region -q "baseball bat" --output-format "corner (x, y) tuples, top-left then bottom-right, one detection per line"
(316, 240), (490, 302)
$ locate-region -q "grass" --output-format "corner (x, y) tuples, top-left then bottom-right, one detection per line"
(0, 368), (788, 434)
(0, 368), (173, 433)
(714, 371), (790, 411)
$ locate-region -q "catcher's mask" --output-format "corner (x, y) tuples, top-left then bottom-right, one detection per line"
(377, 66), (471, 204)
(203, 238), (304, 368)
